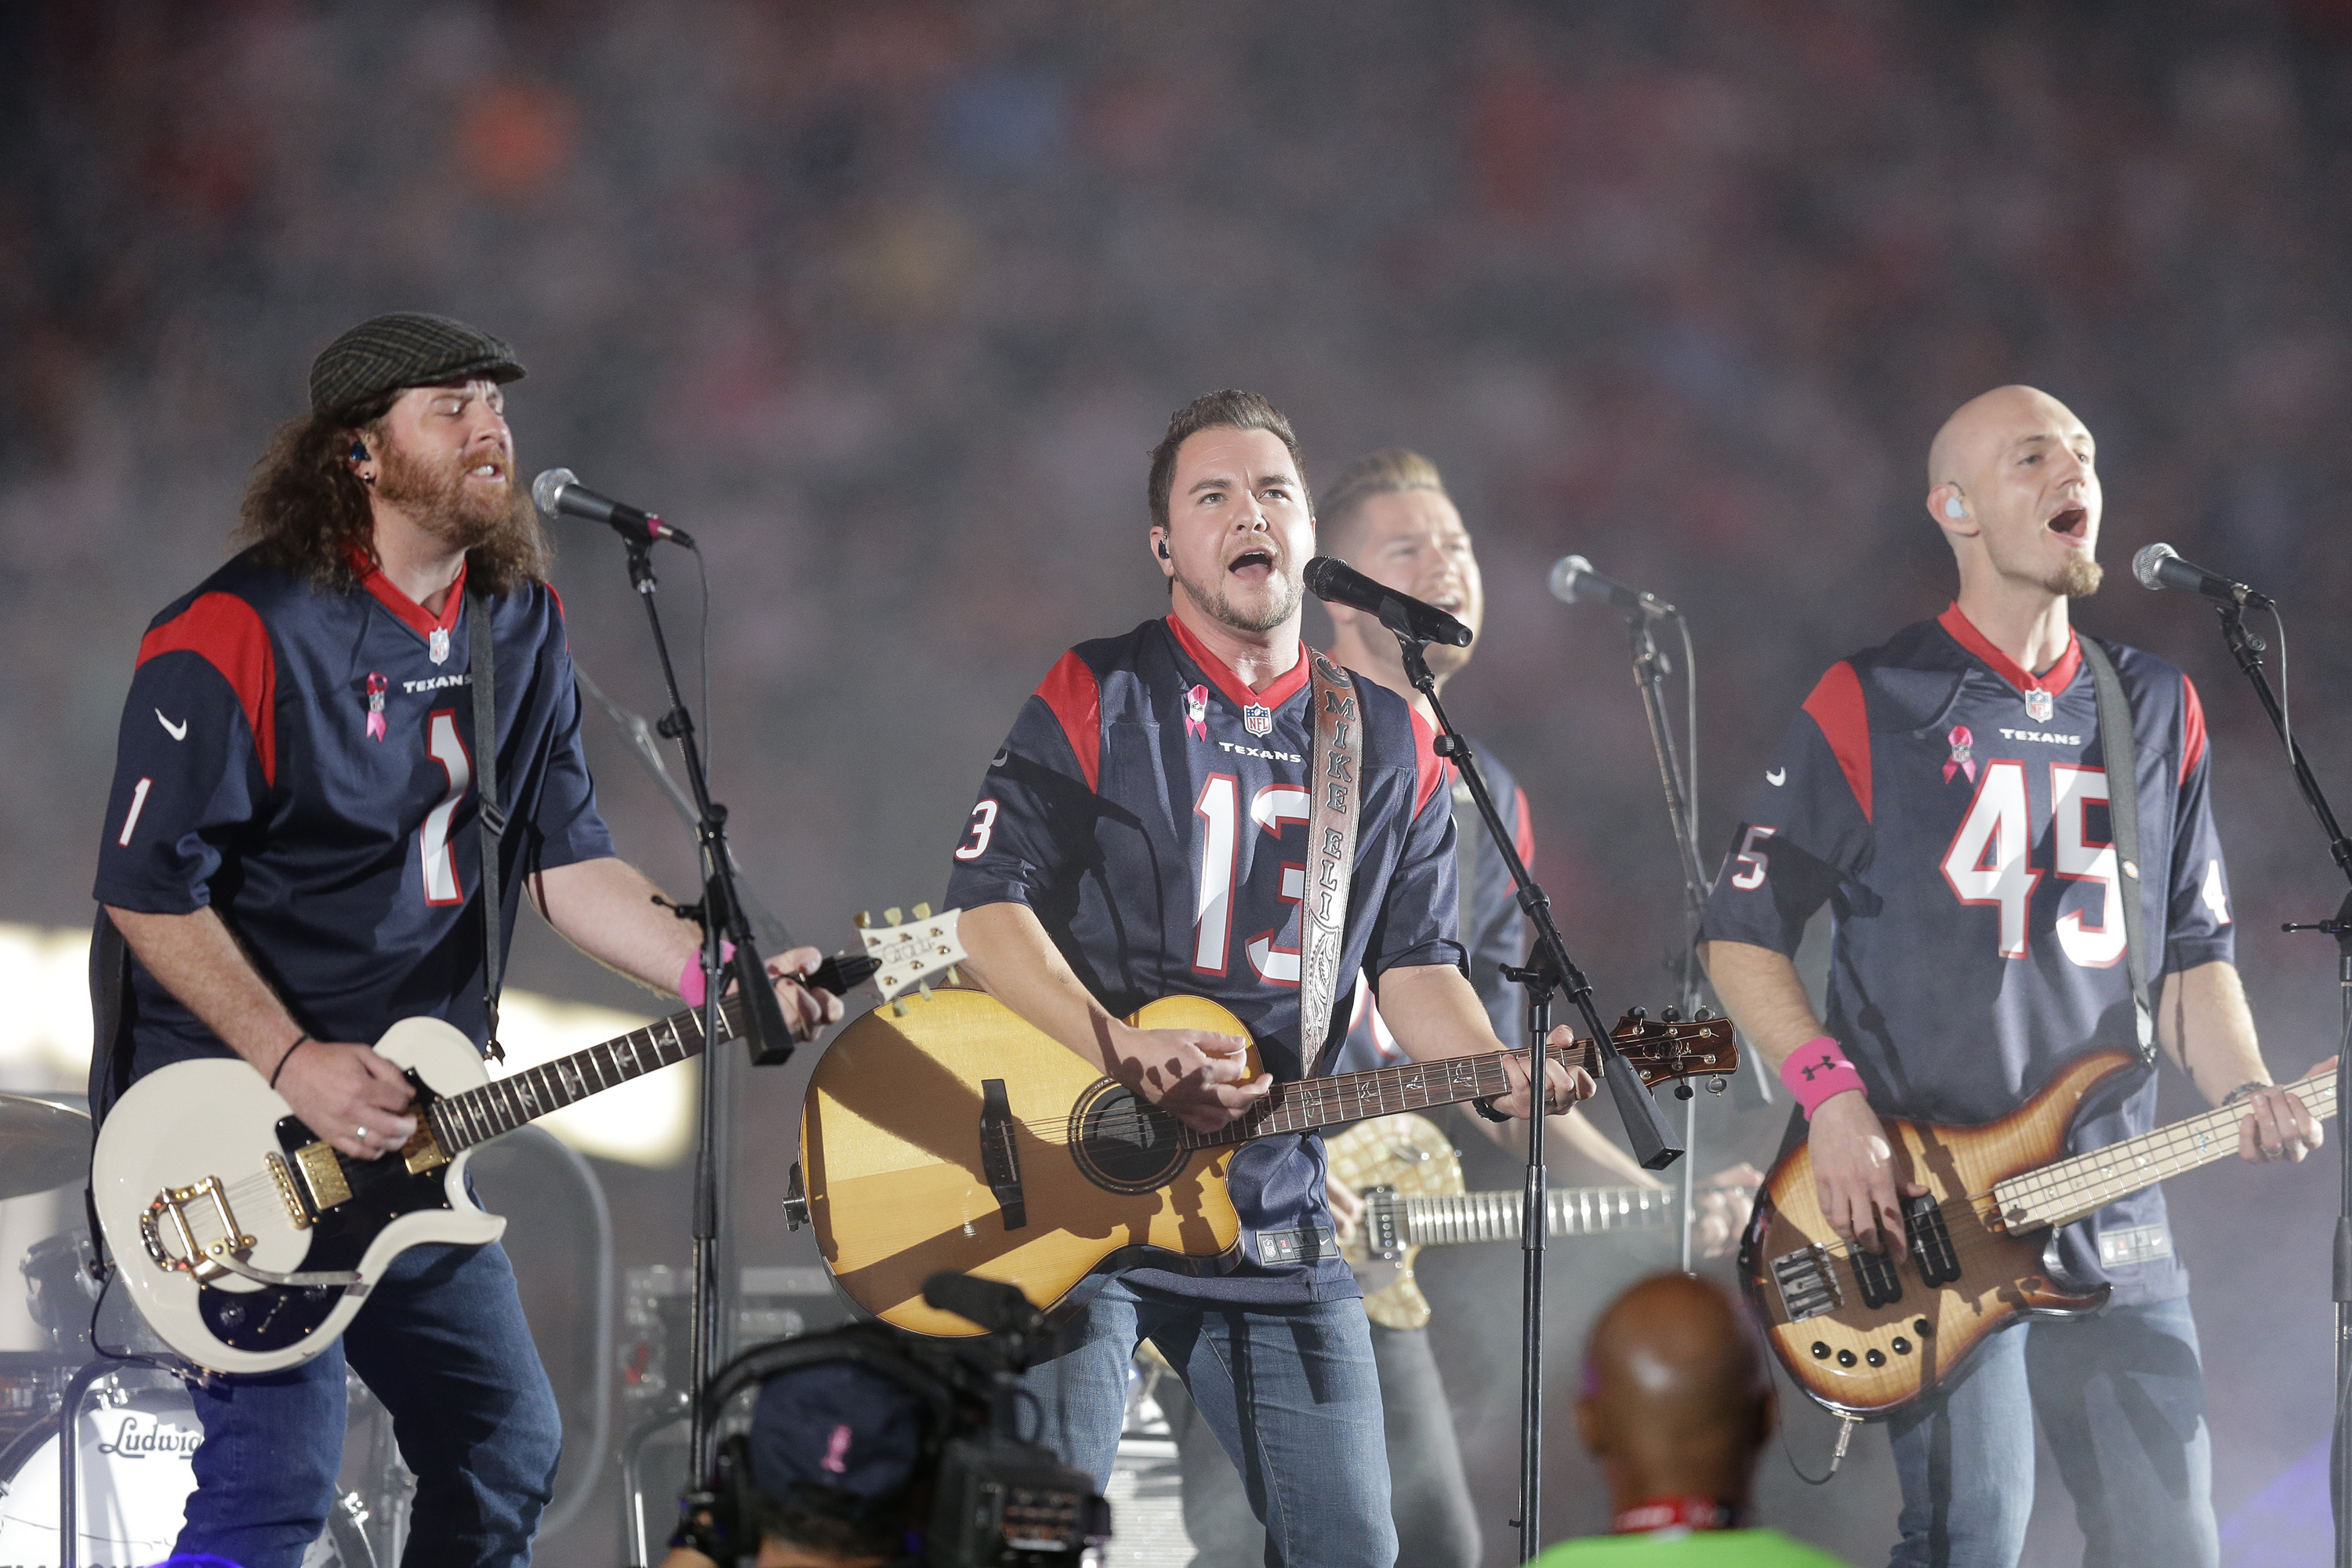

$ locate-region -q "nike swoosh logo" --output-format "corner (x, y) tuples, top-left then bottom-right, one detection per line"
(990, 749), (1009, 769)
(156, 710), (188, 742)
(1766, 766), (1785, 786)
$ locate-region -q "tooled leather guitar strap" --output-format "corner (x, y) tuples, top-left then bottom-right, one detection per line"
(1301, 649), (1364, 1076)
(2081, 637), (2156, 1069)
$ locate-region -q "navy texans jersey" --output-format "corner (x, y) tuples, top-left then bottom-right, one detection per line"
(943, 615), (1461, 1304)
(89, 547), (615, 1109)
(1700, 604), (2233, 1304)
(1332, 740), (1535, 1074)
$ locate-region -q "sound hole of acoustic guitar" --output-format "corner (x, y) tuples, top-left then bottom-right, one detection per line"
(1068, 1080), (1191, 1194)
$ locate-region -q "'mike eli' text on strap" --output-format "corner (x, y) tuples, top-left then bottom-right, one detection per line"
(1298, 649), (1364, 1076)
(425, 995), (745, 1156)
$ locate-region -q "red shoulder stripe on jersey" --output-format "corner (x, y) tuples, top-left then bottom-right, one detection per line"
(1408, 707), (1447, 817)
(1035, 651), (1102, 793)
(1163, 615), (1311, 713)
(1936, 601), (2082, 696)
(2181, 675), (2207, 785)
(137, 592), (277, 787)
(1800, 660), (1871, 824)
(1512, 785), (1536, 869)
(350, 547), (469, 643)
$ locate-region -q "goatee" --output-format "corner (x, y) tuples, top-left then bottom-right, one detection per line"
(1178, 568), (1301, 635)
(2049, 557), (2103, 597)
(376, 442), (542, 559)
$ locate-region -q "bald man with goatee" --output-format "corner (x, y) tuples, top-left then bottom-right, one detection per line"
(1697, 387), (2328, 1567)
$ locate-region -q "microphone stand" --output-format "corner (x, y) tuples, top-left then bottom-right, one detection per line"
(1388, 626), (1682, 1566)
(609, 533), (800, 1477)
(2209, 604), (2352, 1568)
(1624, 612), (1721, 1272)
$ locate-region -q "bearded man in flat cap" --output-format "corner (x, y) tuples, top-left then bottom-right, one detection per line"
(88, 313), (841, 1566)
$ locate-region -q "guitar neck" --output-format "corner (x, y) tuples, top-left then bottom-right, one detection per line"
(1995, 1073), (2339, 1232)
(426, 996), (746, 1156)
(1182, 1039), (1599, 1150)
(1400, 1185), (1676, 1247)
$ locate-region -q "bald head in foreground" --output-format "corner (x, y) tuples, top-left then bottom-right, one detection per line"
(1528, 1275), (1853, 1566)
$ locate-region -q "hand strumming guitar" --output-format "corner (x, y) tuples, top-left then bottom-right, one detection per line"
(1110, 1022), (1274, 1134)
(276, 1040), (419, 1161)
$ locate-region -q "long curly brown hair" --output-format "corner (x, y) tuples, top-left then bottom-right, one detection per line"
(238, 397), (550, 596)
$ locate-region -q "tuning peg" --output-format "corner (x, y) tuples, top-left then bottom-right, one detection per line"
(1675, 1082), (1695, 1100)
(855, 911), (872, 929)
(947, 966), (964, 986)
(918, 980), (933, 1002)
(1694, 1005), (1714, 1021)
(1661, 1005), (1681, 1023)
(891, 999), (908, 1018)
(1628, 1007), (1647, 1022)
(884, 906), (903, 926)
(1708, 1076), (1727, 1095)
(914, 902), (931, 919)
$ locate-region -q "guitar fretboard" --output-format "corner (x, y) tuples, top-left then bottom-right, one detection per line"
(1402, 1185), (1675, 1247)
(1179, 1040), (1599, 1150)
(1995, 1073), (2338, 1231)
(426, 996), (746, 1156)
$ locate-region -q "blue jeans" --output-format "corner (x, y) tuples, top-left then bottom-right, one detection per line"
(176, 1240), (561, 1568)
(1888, 1297), (2216, 1568)
(1025, 1278), (1396, 1568)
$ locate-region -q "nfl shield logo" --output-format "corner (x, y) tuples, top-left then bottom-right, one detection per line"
(1243, 703), (1273, 737)
(2024, 688), (2053, 723)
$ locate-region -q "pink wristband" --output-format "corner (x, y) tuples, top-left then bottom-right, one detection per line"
(1780, 1036), (1867, 1120)
(677, 942), (737, 1009)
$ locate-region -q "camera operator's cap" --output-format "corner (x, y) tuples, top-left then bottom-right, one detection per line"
(309, 311), (525, 421)
(750, 1363), (932, 1505)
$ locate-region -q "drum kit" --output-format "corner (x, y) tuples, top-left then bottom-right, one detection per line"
(0, 1092), (401, 1567)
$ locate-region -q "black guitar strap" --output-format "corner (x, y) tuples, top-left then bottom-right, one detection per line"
(2081, 637), (2157, 1069)
(469, 586), (506, 1065)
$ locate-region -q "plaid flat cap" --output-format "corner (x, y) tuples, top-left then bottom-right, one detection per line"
(309, 312), (525, 420)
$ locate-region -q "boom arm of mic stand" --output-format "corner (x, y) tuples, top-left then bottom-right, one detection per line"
(1396, 637), (1684, 1170)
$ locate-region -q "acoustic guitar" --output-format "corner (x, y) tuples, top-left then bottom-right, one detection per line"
(791, 993), (1735, 1336)
(1326, 1112), (1680, 1330)
(1740, 1051), (2336, 1417)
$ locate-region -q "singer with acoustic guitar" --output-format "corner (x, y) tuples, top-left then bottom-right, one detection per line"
(1700, 384), (2326, 1568)
(89, 314), (840, 1568)
(942, 390), (1592, 1567)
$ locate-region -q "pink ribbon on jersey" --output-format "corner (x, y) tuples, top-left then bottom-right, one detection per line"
(1943, 724), (1975, 784)
(364, 673), (388, 742)
(821, 1423), (854, 1474)
(1183, 683), (1210, 741)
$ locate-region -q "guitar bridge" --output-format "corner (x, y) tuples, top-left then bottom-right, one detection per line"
(265, 1152), (312, 1230)
(1769, 1243), (1843, 1323)
(978, 1079), (1028, 1232)
(137, 1175), (256, 1283)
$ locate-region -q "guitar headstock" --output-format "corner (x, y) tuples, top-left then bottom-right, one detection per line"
(1608, 1009), (1740, 1094)
(855, 905), (969, 1014)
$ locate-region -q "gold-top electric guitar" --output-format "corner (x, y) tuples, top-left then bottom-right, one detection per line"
(1326, 1112), (1681, 1329)
(1740, 1051), (2337, 1417)
(792, 993), (1735, 1336)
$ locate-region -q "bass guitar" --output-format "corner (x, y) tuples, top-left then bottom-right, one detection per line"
(1740, 1050), (2336, 1417)
(791, 991), (1735, 1336)
(1327, 1112), (1681, 1330)
(94, 908), (966, 1374)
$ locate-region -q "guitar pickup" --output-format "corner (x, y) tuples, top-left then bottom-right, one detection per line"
(1904, 1193), (1961, 1287)
(1850, 1243), (1904, 1309)
(1769, 1244), (1842, 1323)
(979, 1079), (1027, 1232)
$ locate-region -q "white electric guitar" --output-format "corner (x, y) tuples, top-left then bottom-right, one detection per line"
(94, 907), (965, 1375)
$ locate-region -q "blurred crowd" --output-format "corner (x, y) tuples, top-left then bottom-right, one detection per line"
(7, 2), (2352, 1561)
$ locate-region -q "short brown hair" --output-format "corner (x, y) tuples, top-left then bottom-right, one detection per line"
(1146, 390), (1308, 530)
(1316, 448), (1446, 556)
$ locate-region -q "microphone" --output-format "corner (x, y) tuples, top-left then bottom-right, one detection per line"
(1548, 555), (1675, 619)
(2132, 543), (2272, 608)
(1301, 557), (1473, 647)
(531, 468), (695, 547)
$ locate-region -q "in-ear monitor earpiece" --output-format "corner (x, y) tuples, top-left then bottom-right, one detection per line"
(1943, 493), (1966, 521)
(1157, 538), (1169, 560)
(350, 440), (370, 463)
